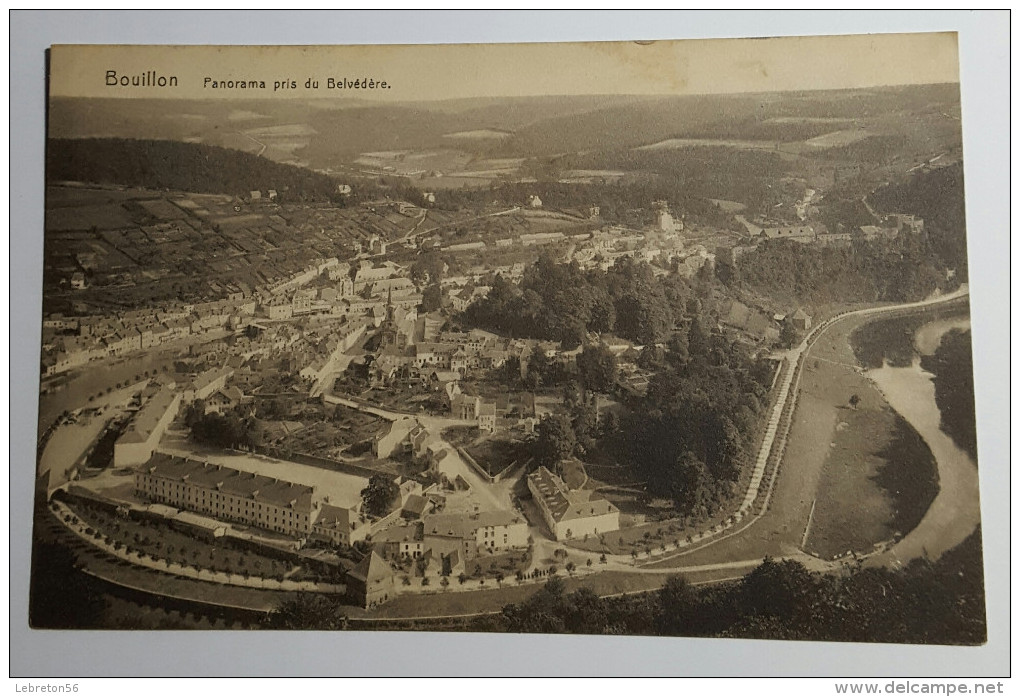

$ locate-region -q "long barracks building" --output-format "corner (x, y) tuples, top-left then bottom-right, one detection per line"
(134, 453), (315, 537)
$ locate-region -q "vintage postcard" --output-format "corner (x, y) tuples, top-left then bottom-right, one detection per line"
(32, 35), (984, 643)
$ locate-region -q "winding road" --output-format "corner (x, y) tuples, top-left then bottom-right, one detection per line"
(289, 285), (975, 587)
(54, 286), (977, 618)
(632, 285), (973, 573)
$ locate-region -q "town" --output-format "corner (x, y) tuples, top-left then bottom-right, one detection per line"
(36, 170), (947, 611)
(31, 76), (983, 642)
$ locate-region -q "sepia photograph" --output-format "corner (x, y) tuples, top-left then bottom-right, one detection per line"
(12, 14), (1009, 678)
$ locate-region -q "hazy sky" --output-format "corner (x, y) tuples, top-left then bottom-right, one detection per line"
(50, 32), (959, 101)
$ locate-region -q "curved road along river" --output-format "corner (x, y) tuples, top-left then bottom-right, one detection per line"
(637, 286), (973, 573)
(53, 288), (979, 617)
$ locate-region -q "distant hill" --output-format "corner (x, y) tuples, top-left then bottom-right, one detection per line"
(49, 85), (961, 168)
(46, 138), (341, 200)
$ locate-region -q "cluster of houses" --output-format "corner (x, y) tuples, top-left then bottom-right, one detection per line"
(129, 442), (536, 608)
(41, 298), (253, 377)
(720, 213), (926, 262)
(367, 319), (500, 380)
(41, 252), (427, 379)
(449, 392), (538, 434)
(436, 220), (695, 279)
(262, 259), (421, 326)
(42, 256), (334, 377)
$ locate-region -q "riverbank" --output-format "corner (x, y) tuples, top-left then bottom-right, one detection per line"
(866, 356), (981, 567)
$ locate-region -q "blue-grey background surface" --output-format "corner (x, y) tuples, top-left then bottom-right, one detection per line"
(9, 9), (1010, 677)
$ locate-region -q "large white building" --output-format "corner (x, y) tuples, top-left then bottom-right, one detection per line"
(184, 366), (234, 403)
(113, 387), (181, 467)
(470, 510), (529, 552)
(527, 466), (620, 541)
(416, 510), (529, 559)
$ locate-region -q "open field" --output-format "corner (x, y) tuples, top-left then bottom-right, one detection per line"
(708, 198), (747, 212)
(45, 204), (137, 231)
(804, 403), (938, 560)
(803, 128), (872, 148)
(442, 129), (512, 140)
(638, 138), (782, 151)
(643, 303), (953, 571)
(799, 313), (939, 559)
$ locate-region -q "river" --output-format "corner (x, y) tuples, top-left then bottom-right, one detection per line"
(914, 316), (970, 355)
(865, 319), (980, 567)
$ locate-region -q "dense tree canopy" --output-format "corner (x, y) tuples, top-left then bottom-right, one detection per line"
(870, 164), (968, 280)
(472, 258), (773, 519)
(922, 329), (977, 461)
(576, 344), (618, 395)
(464, 255), (690, 347)
(188, 410), (255, 450)
(421, 284), (443, 313)
(532, 414), (577, 470)
(489, 529), (985, 645)
(612, 333), (771, 514)
(47, 138), (344, 202)
(29, 538), (106, 629)
(735, 235), (948, 306)
(360, 474), (399, 518)
(264, 593), (348, 630)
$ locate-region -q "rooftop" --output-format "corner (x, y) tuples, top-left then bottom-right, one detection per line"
(116, 387), (178, 444)
(528, 466), (618, 523)
(314, 504), (353, 530)
(348, 551), (392, 584)
(140, 453), (315, 511)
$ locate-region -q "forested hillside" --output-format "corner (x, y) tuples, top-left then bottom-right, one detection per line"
(733, 235), (950, 306)
(46, 138), (342, 201)
(922, 329), (977, 462)
(463, 255), (770, 517)
(612, 321), (772, 515)
(870, 163), (969, 279)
